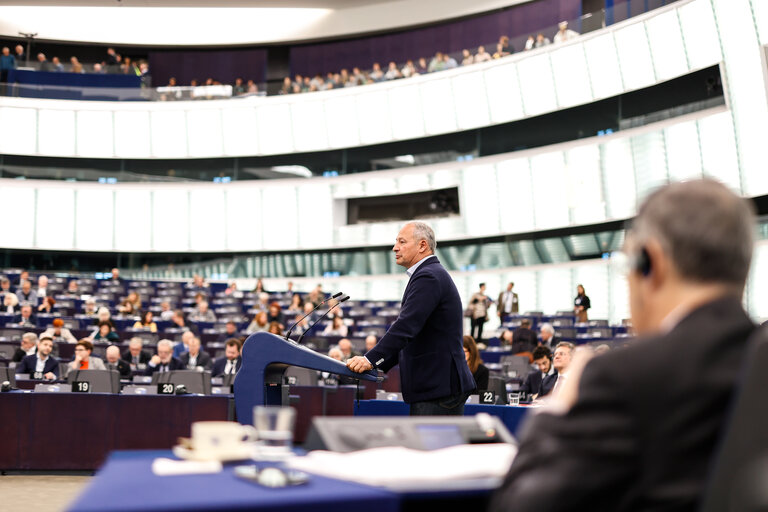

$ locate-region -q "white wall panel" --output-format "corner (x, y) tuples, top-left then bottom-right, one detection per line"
(291, 99), (329, 153)
(38, 109), (75, 156)
(517, 53), (558, 116)
(150, 110), (187, 158)
(419, 79), (457, 135)
(2, 186), (35, 249)
(496, 158), (535, 234)
(584, 33), (624, 100)
(76, 110), (114, 158)
(461, 164), (500, 236)
(451, 72), (491, 130)
(225, 186), (263, 251)
(0, 107), (36, 155)
(261, 185), (298, 250)
(256, 103), (294, 155)
(189, 188), (226, 252)
(550, 43), (593, 108)
(387, 84), (425, 140)
(355, 90), (392, 144)
(221, 107), (258, 156)
(664, 120), (703, 182)
(297, 184), (333, 248)
(36, 188), (74, 249)
(186, 109), (223, 158)
(530, 152), (569, 229)
(614, 22), (656, 90)
(678, 0), (721, 70)
(483, 61), (524, 124)
(645, 9), (689, 81)
(75, 187), (114, 251)
(324, 95), (360, 148)
(114, 189), (152, 251)
(113, 110), (150, 158)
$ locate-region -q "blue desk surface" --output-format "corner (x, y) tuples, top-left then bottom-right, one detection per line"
(355, 400), (530, 436)
(68, 450), (399, 512)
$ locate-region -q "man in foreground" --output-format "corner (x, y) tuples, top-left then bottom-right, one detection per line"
(491, 179), (757, 511)
(346, 222), (474, 415)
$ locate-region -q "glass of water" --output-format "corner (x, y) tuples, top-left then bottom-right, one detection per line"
(253, 406), (296, 460)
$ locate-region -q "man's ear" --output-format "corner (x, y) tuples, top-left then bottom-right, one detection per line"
(644, 239), (667, 289)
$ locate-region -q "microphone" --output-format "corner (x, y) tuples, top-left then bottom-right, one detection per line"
(284, 292), (344, 341)
(296, 295), (350, 345)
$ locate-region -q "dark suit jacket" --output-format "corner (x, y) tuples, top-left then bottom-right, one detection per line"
(212, 356), (242, 377)
(497, 291), (519, 315)
(520, 370), (544, 396)
(511, 327), (537, 354)
(490, 297), (755, 512)
(17, 354), (60, 378)
(106, 359), (132, 378)
(472, 363), (490, 391)
(148, 357), (184, 374)
(12, 347), (34, 363)
(180, 351), (213, 371)
(121, 349), (152, 366)
(542, 335), (562, 350)
(537, 371), (558, 397)
(365, 257), (475, 403)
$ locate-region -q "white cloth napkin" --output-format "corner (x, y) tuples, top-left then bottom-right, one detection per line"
(152, 458), (222, 476)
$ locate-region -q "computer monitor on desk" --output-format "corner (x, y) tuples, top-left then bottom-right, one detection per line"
(152, 370), (212, 395)
(67, 369), (121, 394)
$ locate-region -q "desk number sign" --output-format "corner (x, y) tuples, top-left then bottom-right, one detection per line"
(72, 381), (90, 393)
(480, 390), (496, 404)
(158, 383), (176, 395)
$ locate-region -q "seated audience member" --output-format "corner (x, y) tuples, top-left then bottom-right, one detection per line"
(369, 62), (384, 81)
(188, 274), (210, 297)
(428, 51), (445, 72)
(499, 329), (514, 346)
(475, 46), (492, 63)
(365, 335), (377, 352)
(286, 294), (304, 316)
(266, 302), (282, 325)
(118, 292), (141, 315)
(520, 345), (553, 398)
(70, 339), (107, 371)
(511, 319), (537, 355)
(212, 338), (242, 377)
(442, 52), (458, 69)
(109, 267), (123, 284)
(225, 281), (243, 298)
(36, 275), (49, 298)
(92, 321), (119, 343)
(400, 60), (416, 78)
(42, 318), (77, 344)
(3, 292), (18, 314)
(493, 42), (510, 59)
(321, 347), (356, 384)
(133, 310), (158, 332)
(416, 57), (429, 74)
(122, 337), (152, 370)
(189, 300), (217, 323)
(524, 35), (535, 51)
(92, 307), (114, 331)
(170, 309), (199, 336)
(252, 277), (268, 294)
(37, 296), (55, 314)
(159, 301), (174, 321)
(539, 322), (560, 349)
(65, 280), (80, 297)
(461, 49), (474, 66)
(463, 335), (489, 391)
(534, 32), (551, 48)
(217, 321), (241, 343)
(246, 311), (269, 334)
(15, 279), (37, 306)
(17, 336), (59, 380)
(173, 330), (195, 358)
(306, 287), (323, 308)
(0, 277), (13, 301)
(322, 316), (348, 337)
(287, 312), (310, 337)
(255, 292), (270, 312)
(82, 299), (97, 317)
(553, 20), (579, 44)
(148, 339), (184, 374)
(179, 336), (212, 371)
(104, 345), (131, 378)
(538, 341), (574, 398)
(337, 338), (359, 362)
(12, 332), (38, 362)
(267, 321), (283, 336)
(384, 61), (401, 80)
(17, 304), (36, 328)
(499, 35), (514, 54)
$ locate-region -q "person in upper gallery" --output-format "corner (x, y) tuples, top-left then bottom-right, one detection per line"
(553, 20), (579, 44)
(122, 337), (152, 371)
(537, 341), (574, 399)
(14, 44), (25, 65)
(524, 35), (535, 51)
(37, 53), (53, 72)
(498, 35), (514, 55)
(41, 317), (77, 344)
(384, 61), (402, 80)
(461, 49), (474, 66)
(573, 284), (591, 323)
(497, 281), (519, 320)
(534, 32), (552, 48)
(322, 315), (348, 337)
(69, 339), (107, 372)
(468, 283), (492, 341)
(519, 345), (554, 398)
(12, 332), (38, 362)
(17, 336), (59, 380)
(463, 335), (489, 391)
(15, 280), (37, 306)
(189, 300), (217, 323)
(0, 46), (16, 82)
(147, 339), (184, 374)
(347, 222), (475, 416)
(212, 338), (243, 377)
(490, 179), (757, 512)
(539, 322), (560, 349)
(474, 45), (492, 63)
(133, 310), (158, 332)
(511, 319), (537, 356)
(104, 345), (131, 378)
(179, 336), (212, 371)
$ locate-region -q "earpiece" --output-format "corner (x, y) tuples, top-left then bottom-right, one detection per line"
(637, 247), (652, 277)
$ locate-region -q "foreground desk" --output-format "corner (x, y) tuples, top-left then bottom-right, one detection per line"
(68, 450), (494, 512)
(0, 393), (230, 471)
(354, 400), (530, 436)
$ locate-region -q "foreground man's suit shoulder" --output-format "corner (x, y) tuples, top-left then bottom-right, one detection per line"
(491, 297), (754, 512)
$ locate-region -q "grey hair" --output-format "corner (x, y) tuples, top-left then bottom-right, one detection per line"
(555, 341), (575, 354)
(157, 339), (173, 350)
(629, 179), (755, 287)
(129, 337), (143, 347)
(540, 323), (554, 335)
(409, 221), (436, 253)
(22, 332), (38, 344)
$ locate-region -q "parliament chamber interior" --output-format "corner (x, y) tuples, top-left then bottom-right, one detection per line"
(1, 0), (768, 510)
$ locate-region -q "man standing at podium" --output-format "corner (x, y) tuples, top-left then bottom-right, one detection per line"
(347, 221), (475, 415)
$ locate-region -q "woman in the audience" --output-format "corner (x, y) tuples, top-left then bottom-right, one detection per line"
(3, 292), (18, 314)
(499, 329), (514, 346)
(92, 321), (119, 343)
(463, 335), (489, 391)
(267, 321), (283, 336)
(119, 291), (142, 314)
(69, 339), (106, 371)
(322, 315), (348, 337)
(246, 311), (269, 334)
(286, 294), (304, 316)
(574, 284), (591, 323)
(266, 302), (283, 325)
(37, 296), (55, 314)
(42, 317), (77, 343)
(133, 310), (158, 332)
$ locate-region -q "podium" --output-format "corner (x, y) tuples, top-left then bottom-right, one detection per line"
(233, 332), (379, 425)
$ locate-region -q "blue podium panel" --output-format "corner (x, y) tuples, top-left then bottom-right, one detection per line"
(68, 450), (399, 512)
(354, 400), (530, 436)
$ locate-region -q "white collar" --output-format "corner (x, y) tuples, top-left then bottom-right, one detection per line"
(406, 254), (436, 278)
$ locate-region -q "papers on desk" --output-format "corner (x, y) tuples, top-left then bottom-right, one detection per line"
(285, 443), (517, 491)
(152, 458), (222, 476)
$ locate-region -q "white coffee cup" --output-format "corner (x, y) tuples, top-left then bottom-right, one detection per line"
(191, 421), (257, 459)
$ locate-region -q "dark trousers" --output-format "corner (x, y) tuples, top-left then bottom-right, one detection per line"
(471, 317), (486, 340)
(409, 392), (469, 416)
